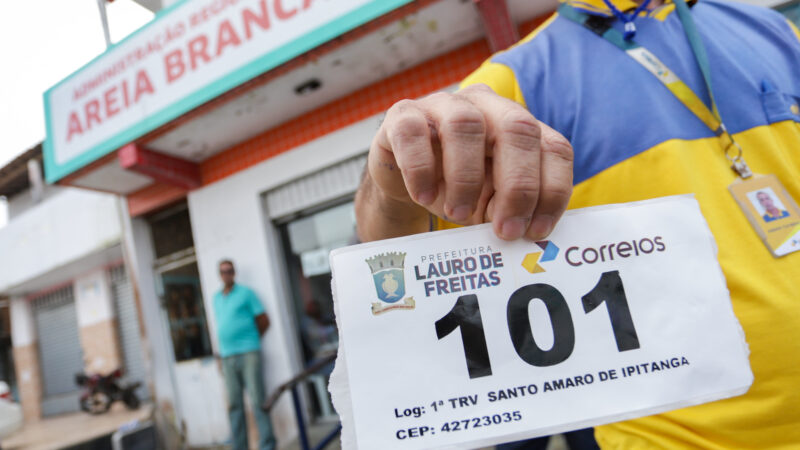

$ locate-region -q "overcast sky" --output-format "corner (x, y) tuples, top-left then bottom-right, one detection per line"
(0, 0), (153, 227)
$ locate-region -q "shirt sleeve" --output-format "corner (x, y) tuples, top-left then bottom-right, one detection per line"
(248, 288), (266, 316)
(459, 59), (527, 107)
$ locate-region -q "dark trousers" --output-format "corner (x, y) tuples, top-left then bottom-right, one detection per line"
(496, 428), (600, 450)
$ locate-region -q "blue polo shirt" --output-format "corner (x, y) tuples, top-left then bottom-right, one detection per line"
(213, 284), (265, 357)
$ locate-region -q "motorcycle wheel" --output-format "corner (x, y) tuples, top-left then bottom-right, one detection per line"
(123, 390), (140, 410)
(82, 392), (112, 415)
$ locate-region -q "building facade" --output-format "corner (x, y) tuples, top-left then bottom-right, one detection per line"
(0, 145), (149, 421)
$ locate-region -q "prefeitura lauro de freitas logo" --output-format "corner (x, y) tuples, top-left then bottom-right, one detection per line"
(365, 252), (415, 315)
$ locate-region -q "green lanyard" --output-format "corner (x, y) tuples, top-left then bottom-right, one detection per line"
(558, 0), (753, 179)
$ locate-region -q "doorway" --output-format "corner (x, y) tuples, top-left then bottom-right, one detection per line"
(32, 285), (84, 416)
(279, 201), (356, 421)
(147, 203), (212, 364)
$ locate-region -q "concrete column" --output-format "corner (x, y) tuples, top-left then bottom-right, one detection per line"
(75, 270), (123, 375)
(474, 0), (520, 52)
(10, 297), (42, 421)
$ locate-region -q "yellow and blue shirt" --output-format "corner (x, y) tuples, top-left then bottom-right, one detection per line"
(453, 0), (800, 448)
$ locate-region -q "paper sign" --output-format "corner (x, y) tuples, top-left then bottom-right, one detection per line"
(329, 195), (752, 450)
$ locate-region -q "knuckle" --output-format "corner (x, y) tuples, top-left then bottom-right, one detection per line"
(449, 167), (484, 189)
(541, 182), (573, 204)
(441, 106), (486, 138)
(501, 171), (540, 204)
(543, 133), (574, 163)
(401, 158), (434, 181)
(499, 110), (541, 151)
(426, 91), (452, 103)
(459, 83), (493, 95)
(388, 98), (418, 114)
(387, 115), (429, 148)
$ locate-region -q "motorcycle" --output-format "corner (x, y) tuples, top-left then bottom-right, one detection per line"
(75, 368), (141, 414)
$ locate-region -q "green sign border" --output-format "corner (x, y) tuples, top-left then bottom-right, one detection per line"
(43, 0), (413, 184)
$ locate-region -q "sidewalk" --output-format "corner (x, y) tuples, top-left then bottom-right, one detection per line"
(2, 403), (152, 450)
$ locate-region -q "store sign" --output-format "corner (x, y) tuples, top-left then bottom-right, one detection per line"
(43, 0), (412, 183)
(329, 196), (753, 449)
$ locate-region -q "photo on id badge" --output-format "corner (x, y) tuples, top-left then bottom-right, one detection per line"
(747, 188), (790, 222)
(729, 174), (800, 257)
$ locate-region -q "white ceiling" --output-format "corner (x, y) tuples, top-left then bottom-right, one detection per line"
(3, 244), (123, 297)
(145, 0), (557, 163)
(72, 161), (153, 194)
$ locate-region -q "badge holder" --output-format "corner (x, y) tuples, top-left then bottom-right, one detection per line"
(730, 174), (800, 257)
(726, 143), (800, 257)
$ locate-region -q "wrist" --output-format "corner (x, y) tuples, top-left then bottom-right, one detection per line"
(356, 174), (430, 241)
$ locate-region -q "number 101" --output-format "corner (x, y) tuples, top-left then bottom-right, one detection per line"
(435, 270), (640, 379)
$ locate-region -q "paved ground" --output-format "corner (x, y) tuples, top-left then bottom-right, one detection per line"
(5, 405), (567, 450)
(2, 403), (152, 450)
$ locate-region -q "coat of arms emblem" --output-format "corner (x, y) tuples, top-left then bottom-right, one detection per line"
(365, 252), (415, 315)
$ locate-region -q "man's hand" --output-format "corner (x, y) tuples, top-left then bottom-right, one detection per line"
(256, 313), (270, 336)
(356, 84), (573, 242)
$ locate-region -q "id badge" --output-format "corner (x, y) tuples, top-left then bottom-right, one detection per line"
(729, 174), (800, 257)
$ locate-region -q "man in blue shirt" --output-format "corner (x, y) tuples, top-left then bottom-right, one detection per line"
(213, 259), (275, 450)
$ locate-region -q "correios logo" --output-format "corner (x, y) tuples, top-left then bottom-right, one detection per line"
(521, 237), (667, 273)
(521, 241), (560, 274)
(565, 236), (666, 266)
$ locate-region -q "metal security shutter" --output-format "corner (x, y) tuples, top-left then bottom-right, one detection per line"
(110, 265), (149, 400)
(33, 286), (84, 416)
(266, 154), (366, 220)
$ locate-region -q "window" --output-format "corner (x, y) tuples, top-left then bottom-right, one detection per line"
(148, 203), (213, 362)
(161, 261), (212, 362)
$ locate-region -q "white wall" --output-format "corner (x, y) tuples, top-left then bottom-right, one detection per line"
(0, 198), (7, 229)
(6, 183), (63, 220)
(10, 296), (36, 348)
(174, 359), (231, 446)
(74, 269), (115, 327)
(0, 188), (122, 294)
(186, 112), (383, 445)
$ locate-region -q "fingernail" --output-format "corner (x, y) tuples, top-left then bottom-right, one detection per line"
(529, 215), (554, 239)
(449, 205), (472, 222)
(500, 217), (528, 240)
(417, 189), (436, 206)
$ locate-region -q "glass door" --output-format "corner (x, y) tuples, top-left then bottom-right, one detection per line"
(155, 253), (212, 362)
(280, 201), (357, 420)
(148, 204), (213, 363)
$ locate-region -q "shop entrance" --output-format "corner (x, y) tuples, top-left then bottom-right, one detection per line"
(147, 204), (213, 364)
(146, 202), (226, 445)
(156, 257), (211, 362)
(279, 201), (356, 421)
(32, 285), (84, 416)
